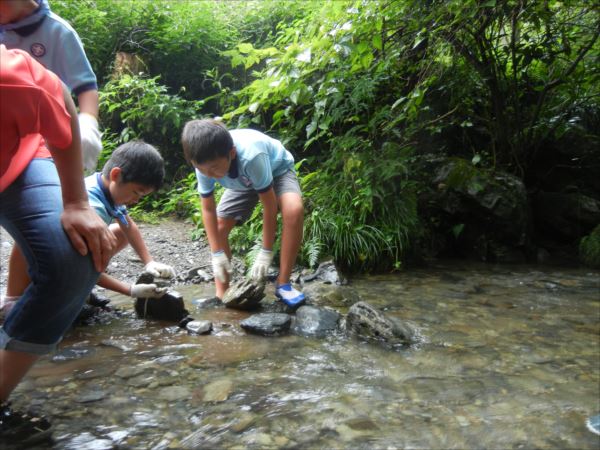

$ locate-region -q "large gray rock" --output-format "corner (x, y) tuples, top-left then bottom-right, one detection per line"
(417, 156), (532, 261)
(533, 191), (600, 241)
(240, 313), (292, 336)
(291, 305), (341, 337)
(344, 301), (413, 348)
(222, 279), (265, 310)
(301, 283), (362, 309)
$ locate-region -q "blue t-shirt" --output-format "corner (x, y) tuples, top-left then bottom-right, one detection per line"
(85, 173), (129, 226)
(0, 0), (97, 95)
(196, 129), (295, 197)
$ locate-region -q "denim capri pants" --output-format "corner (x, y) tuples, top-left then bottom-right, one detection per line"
(0, 158), (99, 355)
(217, 170), (302, 224)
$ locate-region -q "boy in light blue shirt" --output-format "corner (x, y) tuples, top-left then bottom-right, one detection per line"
(182, 119), (306, 307)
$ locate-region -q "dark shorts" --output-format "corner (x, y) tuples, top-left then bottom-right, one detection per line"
(217, 170), (301, 223)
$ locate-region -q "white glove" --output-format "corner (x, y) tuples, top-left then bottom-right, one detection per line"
(211, 250), (232, 283)
(144, 261), (176, 279)
(130, 283), (167, 299)
(78, 113), (102, 171)
(250, 248), (273, 282)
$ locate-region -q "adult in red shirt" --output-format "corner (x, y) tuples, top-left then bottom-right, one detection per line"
(0, 44), (116, 446)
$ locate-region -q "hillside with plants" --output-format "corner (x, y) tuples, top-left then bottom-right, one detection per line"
(55, 0), (600, 270)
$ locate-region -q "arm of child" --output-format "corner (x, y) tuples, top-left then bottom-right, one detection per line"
(201, 195), (226, 252)
(117, 217), (175, 278)
(201, 194), (232, 282)
(96, 272), (166, 298)
(77, 89), (102, 171)
(50, 84), (117, 272)
(117, 216), (152, 267)
(96, 273), (132, 297)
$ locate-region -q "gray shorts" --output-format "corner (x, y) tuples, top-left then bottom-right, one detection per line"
(217, 170), (302, 223)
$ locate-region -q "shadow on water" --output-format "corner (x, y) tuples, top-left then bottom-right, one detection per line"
(14, 262), (600, 449)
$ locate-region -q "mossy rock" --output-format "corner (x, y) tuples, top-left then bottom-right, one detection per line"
(579, 225), (600, 268)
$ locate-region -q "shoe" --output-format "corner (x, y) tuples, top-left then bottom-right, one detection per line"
(587, 414), (600, 436)
(0, 402), (53, 448)
(275, 283), (305, 307)
(87, 291), (111, 309)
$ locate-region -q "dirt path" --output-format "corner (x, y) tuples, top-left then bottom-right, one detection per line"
(0, 218), (210, 293)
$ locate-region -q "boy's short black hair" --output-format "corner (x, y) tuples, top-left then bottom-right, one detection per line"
(102, 141), (165, 190)
(181, 119), (233, 165)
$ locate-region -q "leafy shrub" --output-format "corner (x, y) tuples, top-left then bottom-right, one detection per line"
(579, 225), (600, 268)
(99, 74), (203, 179)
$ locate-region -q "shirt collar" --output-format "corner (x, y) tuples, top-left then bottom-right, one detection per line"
(96, 173), (129, 226)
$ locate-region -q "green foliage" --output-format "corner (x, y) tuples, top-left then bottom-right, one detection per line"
(300, 144), (419, 272)
(52, 0), (599, 269)
(99, 74), (203, 178)
(443, 158), (485, 195)
(579, 225), (600, 268)
(54, 0), (309, 101)
(154, 172), (202, 222)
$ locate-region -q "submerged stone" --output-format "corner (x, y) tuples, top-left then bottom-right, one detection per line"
(291, 305), (341, 337)
(186, 320), (213, 335)
(240, 313), (291, 336)
(344, 301), (413, 348)
(191, 296), (223, 309)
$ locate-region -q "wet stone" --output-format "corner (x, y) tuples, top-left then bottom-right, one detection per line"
(76, 389), (107, 403)
(240, 313), (292, 336)
(157, 386), (191, 401)
(344, 301), (414, 348)
(291, 305), (341, 337)
(134, 290), (189, 322)
(115, 365), (150, 379)
(202, 378), (234, 402)
(186, 320), (213, 335)
(191, 296), (223, 309)
(222, 279), (265, 310)
(52, 346), (95, 362)
(101, 338), (135, 352)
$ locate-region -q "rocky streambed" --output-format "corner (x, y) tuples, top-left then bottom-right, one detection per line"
(1, 220), (599, 449)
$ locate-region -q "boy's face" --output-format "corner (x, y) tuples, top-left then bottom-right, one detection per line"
(107, 168), (153, 206)
(194, 147), (235, 179)
(0, 0), (38, 25)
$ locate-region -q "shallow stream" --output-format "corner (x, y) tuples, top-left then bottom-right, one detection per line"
(13, 262), (600, 449)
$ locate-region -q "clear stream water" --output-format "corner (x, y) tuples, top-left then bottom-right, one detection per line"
(12, 262), (600, 449)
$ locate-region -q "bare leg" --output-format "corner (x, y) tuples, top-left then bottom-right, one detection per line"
(276, 192), (304, 285)
(0, 350), (38, 402)
(6, 245), (29, 297)
(214, 217), (236, 299)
